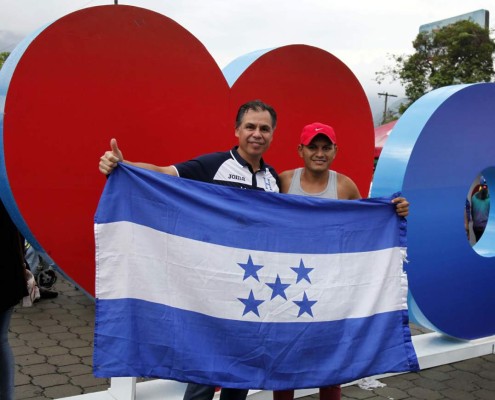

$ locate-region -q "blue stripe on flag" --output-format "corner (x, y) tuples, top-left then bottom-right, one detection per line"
(95, 164), (406, 254)
(94, 298), (418, 389)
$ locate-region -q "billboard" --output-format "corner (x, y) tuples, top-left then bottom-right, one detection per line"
(419, 9), (489, 32)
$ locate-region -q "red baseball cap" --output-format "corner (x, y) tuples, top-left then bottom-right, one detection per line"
(300, 122), (337, 145)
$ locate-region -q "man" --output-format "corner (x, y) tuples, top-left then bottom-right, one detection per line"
(99, 100), (279, 400)
(279, 122), (409, 210)
(274, 122), (409, 400)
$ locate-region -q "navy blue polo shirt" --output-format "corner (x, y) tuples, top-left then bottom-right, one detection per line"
(174, 147), (280, 192)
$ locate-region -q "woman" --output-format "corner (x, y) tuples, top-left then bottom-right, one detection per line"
(0, 199), (28, 400)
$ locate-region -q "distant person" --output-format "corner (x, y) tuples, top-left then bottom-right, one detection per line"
(24, 243), (58, 299)
(464, 198), (471, 240)
(471, 176), (490, 242)
(275, 122), (409, 400)
(1, 199), (29, 400)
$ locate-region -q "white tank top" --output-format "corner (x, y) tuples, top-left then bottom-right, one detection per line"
(287, 168), (338, 199)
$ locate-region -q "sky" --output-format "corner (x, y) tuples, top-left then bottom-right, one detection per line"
(0, 0), (493, 124)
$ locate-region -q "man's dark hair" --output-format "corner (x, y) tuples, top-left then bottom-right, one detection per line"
(235, 100), (277, 130)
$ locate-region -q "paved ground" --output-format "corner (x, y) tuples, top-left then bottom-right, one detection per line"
(9, 274), (495, 400)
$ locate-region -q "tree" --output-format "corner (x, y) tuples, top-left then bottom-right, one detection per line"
(376, 20), (495, 113)
(0, 52), (10, 70)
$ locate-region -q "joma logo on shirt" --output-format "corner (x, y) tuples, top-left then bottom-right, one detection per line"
(228, 174), (245, 181)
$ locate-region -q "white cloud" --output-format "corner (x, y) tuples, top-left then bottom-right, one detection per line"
(0, 0), (492, 123)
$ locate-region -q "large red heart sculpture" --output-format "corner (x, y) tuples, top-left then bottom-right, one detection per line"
(0, 5), (373, 296)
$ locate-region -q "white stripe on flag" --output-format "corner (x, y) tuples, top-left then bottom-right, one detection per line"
(96, 221), (408, 323)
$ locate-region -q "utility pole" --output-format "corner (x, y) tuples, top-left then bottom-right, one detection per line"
(378, 92), (397, 125)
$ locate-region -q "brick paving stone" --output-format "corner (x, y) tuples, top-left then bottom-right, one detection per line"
(451, 359), (485, 373)
(69, 308), (96, 318)
(64, 303), (89, 309)
(80, 355), (94, 366)
(445, 378), (480, 392)
(15, 371), (32, 386)
(43, 384), (84, 399)
(22, 363), (58, 376)
(15, 383), (44, 399)
(17, 307), (39, 315)
(70, 346), (94, 357)
(32, 373), (70, 387)
(60, 338), (91, 348)
(481, 354), (495, 363)
(46, 353), (82, 367)
(410, 377), (449, 391)
(70, 374), (109, 388)
(406, 386), (445, 399)
(36, 302), (62, 310)
(433, 364), (457, 372)
(479, 368), (495, 380)
(58, 363), (94, 376)
(18, 331), (50, 342)
(43, 308), (72, 321)
(373, 386), (409, 399)
(473, 377), (495, 391)
(48, 313), (73, 322)
(341, 386), (377, 399)
(418, 370), (452, 381)
(37, 345), (70, 356)
(381, 375), (417, 390)
(9, 336), (26, 347)
(18, 397), (48, 400)
(472, 389), (495, 400)
(84, 385), (112, 394)
(16, 353), (47, 366)
(40, 324), (70, 334)
(13, 345), (40, 356)
(441, 388), (477, 400)
(49, 332), (78, 341)
(30, 338), (60, 348)
(31, 319), (60, 328)
(58, 318), (88, 328)
(10, 323), (39, 334)
(79, 332), (95, 342)
(70, 326), (94, 335)
(397, 372), (421, 381)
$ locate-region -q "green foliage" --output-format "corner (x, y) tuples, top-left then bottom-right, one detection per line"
(0, 52), (10, 70)
(376, 20), (495, 113)
(382, 109), (399, 124)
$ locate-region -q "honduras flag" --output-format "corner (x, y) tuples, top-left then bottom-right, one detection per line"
(94, 163), (418, 389)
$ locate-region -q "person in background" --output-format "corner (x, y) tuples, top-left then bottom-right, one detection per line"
(464, 198), (471, 240)
(24, 242), (58, 299)
(470, 176), (490, 242)
(275, 122), (409, 400)
(0, 199), (29, 400)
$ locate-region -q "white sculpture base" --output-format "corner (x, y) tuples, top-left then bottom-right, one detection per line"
(59, 332), (495, 400)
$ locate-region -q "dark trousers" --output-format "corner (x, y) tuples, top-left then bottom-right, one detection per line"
(473, 228), (485, 242)
(183, 384), (249, 400)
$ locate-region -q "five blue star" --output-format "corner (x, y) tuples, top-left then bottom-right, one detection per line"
(238, 290), (264, 317)
(291, 259), (314, 283)
(266, 274), (291, 300)
(238, 255), (264, 281)
(293, 292), (317, 317)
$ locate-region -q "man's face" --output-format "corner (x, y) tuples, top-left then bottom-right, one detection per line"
(298, 135), (337, 172)
(235, 109), (274, 164)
